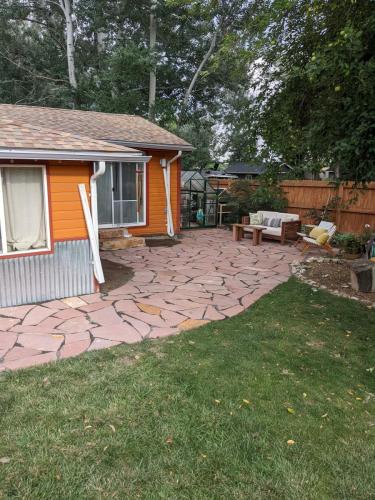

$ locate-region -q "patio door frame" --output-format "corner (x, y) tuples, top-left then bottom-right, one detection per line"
(97, 161), (147, 229)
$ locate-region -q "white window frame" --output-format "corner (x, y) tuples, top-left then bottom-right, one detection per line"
(0, 165), (51, 256)
(97, 162), (147, 229)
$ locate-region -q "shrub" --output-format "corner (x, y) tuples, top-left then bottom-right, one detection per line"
(227, 172), (287, 221)
(333, 232), (363, 254)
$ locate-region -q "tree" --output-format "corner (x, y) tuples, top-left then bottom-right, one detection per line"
(223, 0), (375, 182)
(59, 0), (77, 91)
(148, 0), (157, 120)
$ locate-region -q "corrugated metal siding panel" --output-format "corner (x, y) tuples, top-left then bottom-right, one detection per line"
(0, 240), (94, 307)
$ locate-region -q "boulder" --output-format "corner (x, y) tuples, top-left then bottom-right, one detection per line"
(350, 260), (375, 293)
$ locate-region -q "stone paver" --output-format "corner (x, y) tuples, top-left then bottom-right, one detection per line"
(0, 229), (302, 371)
(23, 306), (57, 326)
(0, 317), (20, 330)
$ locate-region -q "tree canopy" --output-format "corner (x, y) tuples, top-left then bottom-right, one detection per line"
(0, 0), (374, 180)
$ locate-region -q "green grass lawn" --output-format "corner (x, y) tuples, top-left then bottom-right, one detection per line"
(0, 279), (374, 499)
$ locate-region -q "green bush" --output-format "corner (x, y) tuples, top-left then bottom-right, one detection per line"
(227, 170), (287, 222)
(333, 232), (363, 254)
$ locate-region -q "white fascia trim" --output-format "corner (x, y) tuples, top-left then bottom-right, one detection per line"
(0, 149), (151, 162)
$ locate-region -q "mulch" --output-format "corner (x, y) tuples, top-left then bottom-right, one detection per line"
(303, 259), (375, 305)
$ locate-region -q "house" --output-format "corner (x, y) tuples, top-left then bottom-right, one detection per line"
(225, 161), (266, 179)
(201, 169), (237, 179)
(0, 104), (192, 307)
(225, 161), (292, 179)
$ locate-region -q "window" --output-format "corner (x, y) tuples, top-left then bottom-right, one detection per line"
(96, 162), (146, 227)
(0, 166), (50, 255)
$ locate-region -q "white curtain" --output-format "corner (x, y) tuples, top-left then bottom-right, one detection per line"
(2, 167), (47, 252)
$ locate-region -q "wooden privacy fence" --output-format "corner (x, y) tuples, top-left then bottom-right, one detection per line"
(280, 180), (375, 234)
(212, 178), (375, 233)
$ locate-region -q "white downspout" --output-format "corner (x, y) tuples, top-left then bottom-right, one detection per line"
(161, 151), (182, 237)
(90, 161), (106, 245)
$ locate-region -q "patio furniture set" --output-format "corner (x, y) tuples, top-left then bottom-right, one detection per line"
(232, 211), (337, 254)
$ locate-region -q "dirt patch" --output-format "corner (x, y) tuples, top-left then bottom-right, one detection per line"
(100, 259), (134, 294)
(303, 259), (375, 305)
(148, 345), (166, 359)
(145, 238), (180, 247)
(118, 356), (137, 366)
(306, 340), (326, 349)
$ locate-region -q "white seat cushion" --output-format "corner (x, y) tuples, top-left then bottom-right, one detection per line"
(244, 226), (281, 237)
(263, 227), (282, 237)
(303, 236), (319, 245)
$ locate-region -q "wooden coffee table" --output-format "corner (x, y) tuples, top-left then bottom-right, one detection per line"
(232, 223), (246, 241)
(232, 224), (266, 245)
(248, 225), (267, 246)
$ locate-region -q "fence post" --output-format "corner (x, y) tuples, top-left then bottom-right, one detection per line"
(336, 183), (344, 231)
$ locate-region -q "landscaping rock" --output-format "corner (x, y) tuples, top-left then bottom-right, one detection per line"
(350, 260), (375, 293)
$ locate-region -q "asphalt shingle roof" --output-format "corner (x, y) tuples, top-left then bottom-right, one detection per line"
(0, 121), (139, 153)
(225, 162), (266, 175)
(0, 104), (193, 150)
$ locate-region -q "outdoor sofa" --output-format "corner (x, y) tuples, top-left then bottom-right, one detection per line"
(242, 210), (301, 244)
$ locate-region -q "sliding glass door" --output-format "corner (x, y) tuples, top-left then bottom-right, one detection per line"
(97, 162), (145, 227)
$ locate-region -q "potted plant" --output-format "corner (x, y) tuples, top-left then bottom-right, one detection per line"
(333, 232), (363, 259)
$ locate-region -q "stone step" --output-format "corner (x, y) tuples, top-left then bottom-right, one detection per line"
(100, 237), (145, 251)
(99, 228), (130, 240)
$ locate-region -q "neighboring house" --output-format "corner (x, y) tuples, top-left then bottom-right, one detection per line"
(304, 167), (337, 180)
(225, 161), (292, 179)
(201, 169), (238, 180)
(225, 162), (266, 179)
(0, 104), (192, 307)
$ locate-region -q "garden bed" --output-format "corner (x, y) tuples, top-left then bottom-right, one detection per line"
(293, 258), (375, 306)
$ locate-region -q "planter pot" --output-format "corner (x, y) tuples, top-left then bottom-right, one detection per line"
(343, 252), (362, 260)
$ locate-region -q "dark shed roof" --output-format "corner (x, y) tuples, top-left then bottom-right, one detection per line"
(225, 162), (266, 175)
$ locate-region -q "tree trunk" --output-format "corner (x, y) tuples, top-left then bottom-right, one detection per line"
(148, 0), (157, 121)
(97, 31), (106, 54)
(59, 0), (77, 91)
(183, 30), (218, 107)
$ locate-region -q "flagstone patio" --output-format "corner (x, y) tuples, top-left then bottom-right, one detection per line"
(0, 229), (302, 371)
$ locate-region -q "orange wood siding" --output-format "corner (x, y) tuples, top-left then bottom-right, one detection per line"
(2, 151), (181, 242)
(48, 161), (90, 240)
(129, 149), (181, 236)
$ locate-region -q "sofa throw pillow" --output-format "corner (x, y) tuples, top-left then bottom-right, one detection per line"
(309, 227), (327, 239)
(270, 218), (282, 228)
(263, 217), (281, 228)
(249, 213), (263, 225)
(316, 232), (329, 245)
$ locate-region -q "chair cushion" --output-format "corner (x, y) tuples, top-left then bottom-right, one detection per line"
(309, 227), (327, 239)
(249, 213), (263, 225)
(263, 217), (281, 228)
(263, 227), (282, 237)
(244, 226), (281, 237)
(319, 221), (334, 231)
(316, 232), (329, 245)
(303, 236), (319, 245)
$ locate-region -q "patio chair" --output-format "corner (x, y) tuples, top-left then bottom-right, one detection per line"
(299, 224), (337, 256)
(295, 221), (334, 246)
